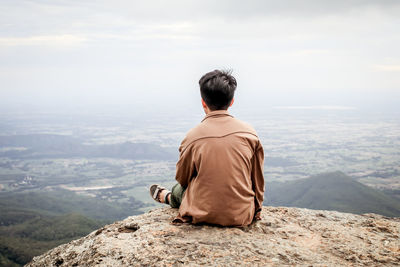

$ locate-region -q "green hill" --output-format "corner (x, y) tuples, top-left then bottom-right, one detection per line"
(0, 213), (102, 266)
(0, 190), (146, 266)
(265, 171), (400, 217)
(0, 189), (144, 223)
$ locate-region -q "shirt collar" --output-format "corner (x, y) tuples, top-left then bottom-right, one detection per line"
(201, 110), (233, 122)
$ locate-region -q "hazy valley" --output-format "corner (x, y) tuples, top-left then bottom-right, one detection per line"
(0, 109), (399, 265)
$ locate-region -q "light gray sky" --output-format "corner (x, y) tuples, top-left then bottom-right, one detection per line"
(1, 0), (399, 114)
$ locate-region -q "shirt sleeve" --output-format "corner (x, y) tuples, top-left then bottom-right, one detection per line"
(251, 140), (265, 214)
(175, 143), (197, 188)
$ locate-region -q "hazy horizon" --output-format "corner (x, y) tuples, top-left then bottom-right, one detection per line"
(1, 0), (399, 116)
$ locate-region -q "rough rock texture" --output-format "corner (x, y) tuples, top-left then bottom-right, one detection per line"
(27, 207), (400, 266)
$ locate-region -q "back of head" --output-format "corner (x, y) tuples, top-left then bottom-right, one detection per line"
(199, 70), (237, 111)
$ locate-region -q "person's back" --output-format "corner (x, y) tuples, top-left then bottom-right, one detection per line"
(150, 69), (264, 226)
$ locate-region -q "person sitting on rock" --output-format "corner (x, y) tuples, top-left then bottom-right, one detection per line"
(150, 69), (264, 226)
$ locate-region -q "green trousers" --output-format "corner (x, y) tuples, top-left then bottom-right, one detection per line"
(170, 183), (186, 208)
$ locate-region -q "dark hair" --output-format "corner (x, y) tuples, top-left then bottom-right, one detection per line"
(199, 69), (237, 110)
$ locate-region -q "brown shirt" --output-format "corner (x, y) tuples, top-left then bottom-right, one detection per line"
(175, 110), (265, 226)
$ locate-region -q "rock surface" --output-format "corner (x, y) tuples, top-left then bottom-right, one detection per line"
(27, 207), (400, 266)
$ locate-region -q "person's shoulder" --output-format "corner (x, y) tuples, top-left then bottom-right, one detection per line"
(179, 115), (260, 152)
(231, 117), (258, 136)
(232, 118), (263, 151)
(186, 116), (258, 139)
(178, 123), (205, 152)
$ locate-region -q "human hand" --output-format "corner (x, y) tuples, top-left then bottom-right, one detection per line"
(254, 211), (262, 221)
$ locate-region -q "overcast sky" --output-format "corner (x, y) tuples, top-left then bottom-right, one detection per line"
(1, 0), (399, 115)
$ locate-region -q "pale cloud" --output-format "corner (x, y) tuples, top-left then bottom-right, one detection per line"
(293, 49), (332, 56)
(273, 106), (357, 110)
(0, 34), (87, 47)
(0, 0), (399, 112)
(373, 64), (400, 72)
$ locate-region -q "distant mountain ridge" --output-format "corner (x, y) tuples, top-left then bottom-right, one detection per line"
(0, 134), (177, 160)
(265, 171), (400, 217)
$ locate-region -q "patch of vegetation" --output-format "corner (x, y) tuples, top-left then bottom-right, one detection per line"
(382, 188), (400, 201)
(0, 213), (102, 266)
(0, 189), (144, 222)
(0, 189), (145, 266)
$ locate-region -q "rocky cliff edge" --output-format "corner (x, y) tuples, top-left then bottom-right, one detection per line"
(26, 207), (400, 266)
